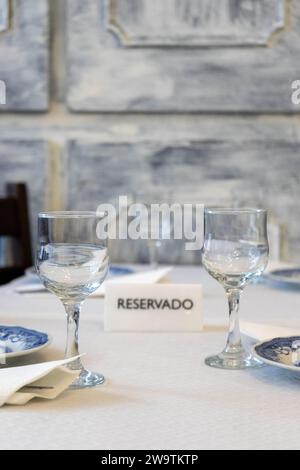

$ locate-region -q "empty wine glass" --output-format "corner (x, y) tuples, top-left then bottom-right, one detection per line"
(202, 208), (269, 370)
(147, 215), (173, 268)
(132, 190), (174, 268)
(36, 212), (109, 388)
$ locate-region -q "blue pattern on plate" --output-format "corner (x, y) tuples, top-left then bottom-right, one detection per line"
(255, 336), (300, 367)
(109, 266), (134, 277)
(264, 269), (300, 291)
(0, 326), (49, 354)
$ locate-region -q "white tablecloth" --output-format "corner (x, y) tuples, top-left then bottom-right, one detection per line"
(1, 267), (300, 450)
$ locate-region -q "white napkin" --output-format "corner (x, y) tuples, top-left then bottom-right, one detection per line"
(0, 356), (80, 407)
(14, 284), (46, 294)
(91, 266), (172, 297)
(240, 321), (299, 341)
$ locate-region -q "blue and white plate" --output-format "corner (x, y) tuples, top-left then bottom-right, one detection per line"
(253, 336), (300, 373)
(264, 268), (300, 290)
(108, 266), (134, 277)
(0, 326), (51, 360)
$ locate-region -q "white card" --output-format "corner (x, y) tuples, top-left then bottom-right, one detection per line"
(104, 283), (203, 332)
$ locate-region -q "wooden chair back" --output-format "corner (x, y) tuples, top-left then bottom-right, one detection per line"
(0, 183), (32, 284)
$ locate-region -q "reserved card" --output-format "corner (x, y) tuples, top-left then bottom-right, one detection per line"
(104, 283), (203, 332)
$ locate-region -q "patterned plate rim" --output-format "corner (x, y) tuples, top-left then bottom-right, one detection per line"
(264, 269), (300, 286)
(252, 336), (300, 373)
(0, 326), (52, 359)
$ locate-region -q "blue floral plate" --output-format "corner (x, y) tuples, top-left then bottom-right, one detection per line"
(264, 269), (300, 290)
(253, 336), (300, 373)
(108, 266), (134, 277)
(0, 326), (51, 360)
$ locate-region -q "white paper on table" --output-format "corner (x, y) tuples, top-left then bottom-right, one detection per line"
(264, 261), (298, 274)
(0, 356), (80, 407)
(240, 321), (299, 342)
(104, 282), (203, 332)
(91, 267), (173, 297)
(14, 283), (47, 294)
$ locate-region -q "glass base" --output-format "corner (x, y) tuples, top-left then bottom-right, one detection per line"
(205, 351), (264, 370)
(69, 369), (105, 389)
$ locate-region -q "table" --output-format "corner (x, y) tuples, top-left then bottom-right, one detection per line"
(1, 267), (300, 450)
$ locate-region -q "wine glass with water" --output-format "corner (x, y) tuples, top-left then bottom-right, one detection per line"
(36, 211), (109, 388)
(202, 208), (269, 370)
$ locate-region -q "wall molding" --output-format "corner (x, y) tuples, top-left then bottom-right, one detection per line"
(107, 0), (286, 47)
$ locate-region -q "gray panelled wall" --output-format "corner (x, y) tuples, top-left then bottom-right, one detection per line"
(0, 0), (300, 263)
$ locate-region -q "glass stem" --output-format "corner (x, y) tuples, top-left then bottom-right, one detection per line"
(63, 302), (84, 371)
(224, 288), (244, 355)
(148, 240), (161, 269)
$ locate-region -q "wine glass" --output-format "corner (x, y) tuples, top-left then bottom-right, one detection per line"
(36, 211), (109, 389)
(147, 215), (173, 268)
(132, 190), (174, 268)
(202, 208), (269, 370)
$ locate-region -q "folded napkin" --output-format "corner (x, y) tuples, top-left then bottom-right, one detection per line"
(14, 281), (46, 294)
(0, 356), (80, 407)
(91, 266), (172, 297)
(240, 321), (299, 342)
